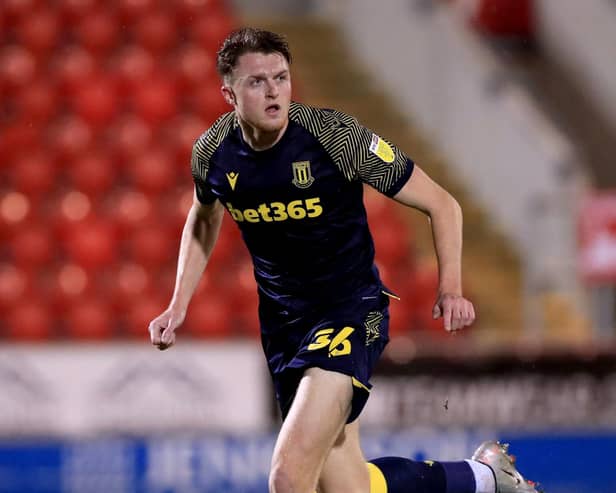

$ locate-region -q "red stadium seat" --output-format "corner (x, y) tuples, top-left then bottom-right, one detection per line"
(6, 300), (54, 341)
(50, 190), (94, 240)
(0, 192), (33, 243)
(164, 114), (208, 164)
(106, 114), (153, 160)
(72, 75), (120, 126)
(190, 12), (234, 54)
(125, 223), (176, 268)
(184, 293), (233, 338)
(75, 9), (120, 55)
(65, 298), (113, 339)
(104, 189), (155, 233)
(191, 83), (230, 125)
(127, 146), (177, 193)
(49, 262), (93, 313)
(51, 46), (96, 95)
(177, 0), (229, 26)
(8, 222), (55, 269)
(115, 0), (156, 24)
(59, 0), (98, 22)
(0, 119), (42, 163)
(160, 186), (194, 236)
(15, 80), (58, 123)
(134, 9), (177, 54)
(124, 294), (167, 339)
(15, 7), (60, 56)
(9, 150), (56, 199)
(63, 219), (119, 270)
(0, 45), (37, 93)
(0, 264), (31, 311)
(111, 45), (155, 94)
(176, 45), (217, 91)
(48, 116), (94, 160)
(107, 262), (152, 311)
(3, 0), (40, 22)
(132, 75), (178, 124)
(67, 151), (117, 198)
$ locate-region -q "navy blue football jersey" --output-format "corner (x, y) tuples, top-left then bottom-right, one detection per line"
(191, 102), (414, 329)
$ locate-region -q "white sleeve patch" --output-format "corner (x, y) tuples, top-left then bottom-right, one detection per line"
(369, 133), (395, 163)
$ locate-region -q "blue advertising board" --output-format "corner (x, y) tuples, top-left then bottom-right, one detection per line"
(499, 432), (615, 493)
(0, 430), (612, 493)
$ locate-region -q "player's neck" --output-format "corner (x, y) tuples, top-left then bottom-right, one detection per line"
(238, 118), (289, 151)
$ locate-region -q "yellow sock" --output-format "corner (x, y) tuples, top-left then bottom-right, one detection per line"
(313, 462), (388, 493)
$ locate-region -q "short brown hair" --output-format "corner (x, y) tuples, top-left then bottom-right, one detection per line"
(216, 27), (292, 79)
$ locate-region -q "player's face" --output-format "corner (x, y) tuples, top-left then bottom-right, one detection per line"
(222, 51), (291, 143)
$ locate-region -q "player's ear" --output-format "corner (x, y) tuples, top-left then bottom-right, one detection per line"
(221, 85), (236, 107)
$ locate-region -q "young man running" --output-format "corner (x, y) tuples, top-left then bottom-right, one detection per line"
(149, 27), (540, 493)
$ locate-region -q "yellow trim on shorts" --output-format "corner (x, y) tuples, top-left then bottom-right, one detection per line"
(367, 463), (388, 493)
(381, 289), (400, 301)
(351, 377), (370, 392)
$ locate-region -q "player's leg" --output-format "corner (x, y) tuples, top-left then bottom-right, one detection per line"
(364, 444), (540, 493)
(319, 420), (495, 493)
(318, 419), (484, 493)
(268, 367), (354, 493)
(267, 358), (538, 492)
(319, 423), (539, 493)
(316, 419), (370, 493)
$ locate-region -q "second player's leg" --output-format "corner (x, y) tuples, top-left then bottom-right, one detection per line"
(269, 367), (355, 493)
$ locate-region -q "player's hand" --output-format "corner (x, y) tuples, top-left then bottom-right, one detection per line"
(148, 308), (185, 350)
(432, 293), (475, 332)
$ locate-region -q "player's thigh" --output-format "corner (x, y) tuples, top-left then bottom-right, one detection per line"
(317, 420), (369, 493)
(271, 367), (354, 490)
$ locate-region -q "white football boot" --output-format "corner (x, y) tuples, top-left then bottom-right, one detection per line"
(472, 441), (543, 493)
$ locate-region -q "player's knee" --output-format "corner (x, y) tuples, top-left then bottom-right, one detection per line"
(269, 460), (313, 493)
(269, 464), (291, 493)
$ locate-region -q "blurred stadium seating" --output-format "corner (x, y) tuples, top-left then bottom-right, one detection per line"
(0, 0), (429, 341)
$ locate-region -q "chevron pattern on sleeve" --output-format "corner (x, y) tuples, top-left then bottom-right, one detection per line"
(190, 111), (237, 183)
(289, 101), (411, 194)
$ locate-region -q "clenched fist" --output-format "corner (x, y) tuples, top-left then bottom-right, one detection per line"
(432, 293), (475, 332)
(148, 308), (186, 350)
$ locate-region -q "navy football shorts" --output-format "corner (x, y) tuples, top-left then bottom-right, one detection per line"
(260, 290), (391, 424)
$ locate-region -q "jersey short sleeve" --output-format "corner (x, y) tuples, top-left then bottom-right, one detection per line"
(190, 111), (236, 204)
(190, 139), (216, 204)
(289, 103), (414, 197)
(333, 111), (414, 197)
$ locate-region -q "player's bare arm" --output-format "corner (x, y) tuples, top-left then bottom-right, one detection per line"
(149, 193), (224, 350)
(392, 165), (475, 332)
